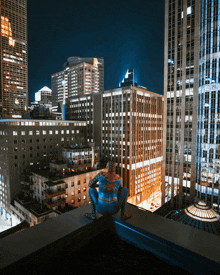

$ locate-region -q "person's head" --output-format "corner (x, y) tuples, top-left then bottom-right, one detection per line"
(107, 160), (116, 173)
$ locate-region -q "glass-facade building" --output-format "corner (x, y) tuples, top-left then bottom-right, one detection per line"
(0, 0), (28, 118)
(197, 0), (220, 208)
(163, 0), (220, 210)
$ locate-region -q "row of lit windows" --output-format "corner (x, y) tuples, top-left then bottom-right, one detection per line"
(12, 129), (80, 136)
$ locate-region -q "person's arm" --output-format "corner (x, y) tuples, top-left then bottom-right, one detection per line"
(88, 172), (101, 188)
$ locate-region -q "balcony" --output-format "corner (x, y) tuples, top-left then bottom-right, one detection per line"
(44, 198), (66, 209)
(44, 188), (66, 199)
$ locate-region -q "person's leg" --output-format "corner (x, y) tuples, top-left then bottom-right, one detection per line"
(85, 188), (98, 220)
(114, 187), (132, 220)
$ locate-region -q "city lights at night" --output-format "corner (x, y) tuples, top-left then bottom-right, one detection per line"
(1, 1), (220, 274)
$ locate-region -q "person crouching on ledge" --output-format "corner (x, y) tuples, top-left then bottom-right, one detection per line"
(85, 160), (132, 221)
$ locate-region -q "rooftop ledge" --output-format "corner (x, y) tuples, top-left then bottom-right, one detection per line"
(1, 203), (220, 274)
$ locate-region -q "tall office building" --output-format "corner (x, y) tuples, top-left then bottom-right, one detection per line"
(119, 69), (138, 88)
(163, 0), (199, 208)
(102, 86), (163, 210)
(163, 0), (220, 210)
(66, 93), (102, 147)
(197, 0), (220, 209)
(51, 57), (104, 112)
(0, 0), (28, 118)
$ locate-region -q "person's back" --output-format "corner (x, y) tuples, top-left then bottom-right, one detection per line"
(85, 160), (132, 220)
(98, 171), (121, 203)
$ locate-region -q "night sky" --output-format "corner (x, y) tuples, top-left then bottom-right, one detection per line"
(27, 0), (164, 101)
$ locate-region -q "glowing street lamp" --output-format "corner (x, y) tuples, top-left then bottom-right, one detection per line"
(62, 80), (67, 120)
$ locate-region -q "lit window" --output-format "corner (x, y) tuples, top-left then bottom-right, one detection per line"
(71, 130), (74, 134)
(49, 130), (53, 135)
(77, 130), (79, 133)
(61, 130), (64, 134)
(13, 131), (17, 136)
(29, 131), (33, 135)
(187, 6), (192, 15)
(43, 131), (46, 135)
(61, 138), (64, 141)
(83, 195), (86, 200)
(21, 131), (25, 135)
(55, 130), (58, 134)
(36, 130), (40, 135)
(66, 130), (69, 134)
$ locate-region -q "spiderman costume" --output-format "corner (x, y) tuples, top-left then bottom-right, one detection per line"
(85, 161), (132, 220)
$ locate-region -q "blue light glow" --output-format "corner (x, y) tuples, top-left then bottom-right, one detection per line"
(63, 104), (65, 120)
(119, 68), (139, 86)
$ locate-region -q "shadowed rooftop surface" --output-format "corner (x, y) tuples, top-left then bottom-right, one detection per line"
(1, 203), (220, 274)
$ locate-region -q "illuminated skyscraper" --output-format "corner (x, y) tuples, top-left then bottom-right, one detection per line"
(163, 0), (220, 211)
(196, 0), (220, 210)
(102, 86), (163, 211)
(51, 57), (104, 112)
(162, 0), (199, 208)
(119, 69), (138, 88)
(0, 0), (28, 118)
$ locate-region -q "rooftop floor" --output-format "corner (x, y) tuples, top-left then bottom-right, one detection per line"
(1, 203), (220, 274)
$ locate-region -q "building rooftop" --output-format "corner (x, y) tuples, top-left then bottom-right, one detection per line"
(1, 203), (220, 274)
(31, 165), (106, 183)
(15, 194), (53, 217)
(103, 85), (164, 98)
(167, 201), (220, 237)
(0, 119), (86, 124)
(44, 180), (65, 187)
(37, 86), (52, 93)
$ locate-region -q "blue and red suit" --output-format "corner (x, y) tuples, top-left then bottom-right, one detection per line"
(88, 171), (128, 216)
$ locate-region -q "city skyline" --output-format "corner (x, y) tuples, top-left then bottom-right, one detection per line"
(27, 0), (165, 100)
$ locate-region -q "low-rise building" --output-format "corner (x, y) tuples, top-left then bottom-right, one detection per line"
(29, 162), (106, 210)
(62, 144), (100, 171)
(0, 119), (86, 216)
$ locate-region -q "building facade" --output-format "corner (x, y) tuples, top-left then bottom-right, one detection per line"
(62, 145), (100, 170)
(102, 86), (163, 210)
(51, 57), (104, 112)
(0, 0), (28, 118)
(162, 0), (199, 208)
(66, 93), (102, 147)
(0, 119), (86, 215)
(35, 86), (52, 109)
(30, 167), (106, 211)
(163, 0), (220, 211)
(196, 0), (220, 209)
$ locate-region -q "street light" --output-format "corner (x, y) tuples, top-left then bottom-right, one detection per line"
(62, 79), (67, 120)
